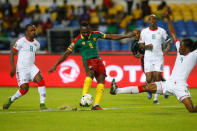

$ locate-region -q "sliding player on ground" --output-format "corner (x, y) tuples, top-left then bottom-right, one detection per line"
(110, 11), (197, 113)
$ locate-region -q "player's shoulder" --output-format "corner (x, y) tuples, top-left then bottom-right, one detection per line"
(14, 36), (26, 45)
(175, 39), (180, 44)
(72, 35), (82, 43)
(191, 49), (197, 54)
(17, 36), (25, 42)
(34, 39), (40, 46)
(158, 27), (166, 32)
(141, 27), (149, 32)
(34, 38), (39, 43)
(91, 31), (102, 34)
(141, 27), (149, 34)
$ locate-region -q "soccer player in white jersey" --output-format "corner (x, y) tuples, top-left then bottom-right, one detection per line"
(138, 14), (171, 104)
(3, 24), (47, 110)
(110, 12), (197, 113)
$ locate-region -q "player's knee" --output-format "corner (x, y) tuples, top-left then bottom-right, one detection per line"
(154, 76), (161, 81)
(19, 88), (29, 95)
(37, 80), (45, 86)
(146, 78), (152, 83)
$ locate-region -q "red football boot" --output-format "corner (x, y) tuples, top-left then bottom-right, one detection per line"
(91, 105), (104, 110)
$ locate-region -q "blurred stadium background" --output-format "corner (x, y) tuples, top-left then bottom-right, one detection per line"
(0, 0), (197, 53)
(1, 0), (197, 88)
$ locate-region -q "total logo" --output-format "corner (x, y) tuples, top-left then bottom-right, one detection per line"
(105, 65), (170, 83)
(58, 59), (80, 83)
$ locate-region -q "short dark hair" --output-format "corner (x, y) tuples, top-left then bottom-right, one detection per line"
(80, 22), (89, 27)
(25, 24), (34, 31)
(182, 38), (197, 52)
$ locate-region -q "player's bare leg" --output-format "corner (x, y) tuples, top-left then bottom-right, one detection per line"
(182, 97), (197, 113)
(3, 83), (29, 110)
(145, 72), (154, 99)
(160, 74), (169, 99)
(91, 74), (105, 110)
(33, 72), (47, 110)
(110, 78), (157, 95)
(152, 72), (162, 104)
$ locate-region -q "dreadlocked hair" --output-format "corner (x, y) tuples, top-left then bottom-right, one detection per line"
(182, 38), (197, 52)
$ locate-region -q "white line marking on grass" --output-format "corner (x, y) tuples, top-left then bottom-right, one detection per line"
(0, 106), (183, 114)
(103, 106), (183, 110)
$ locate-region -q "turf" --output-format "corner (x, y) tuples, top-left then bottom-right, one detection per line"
(0, 87), (197, 131)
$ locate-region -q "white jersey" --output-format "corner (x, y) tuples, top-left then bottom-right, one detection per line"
(139, 27), (170, 59)
(169, 40), (197, 86)
(13, 36), (40, 70)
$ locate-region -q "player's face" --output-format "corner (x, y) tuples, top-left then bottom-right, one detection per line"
(133, 30), (140, 40)
(81, 26), (90, 40)
(148, 16), (157, 27)
(179, 41), (188, 55)
(26, 25), (37, 39)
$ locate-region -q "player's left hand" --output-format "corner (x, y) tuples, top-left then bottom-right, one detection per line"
(10, 67), (16, 78)
(134, 53), (140, 58)
(48, 66), (57, 73)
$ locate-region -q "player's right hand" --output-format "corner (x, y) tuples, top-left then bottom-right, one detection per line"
(164, 8), (170, 18)
(146, 44), (153, 50)
(10, 68), (16, 78)
(134, 53), (140, 58)
(48, 66), (57, 73)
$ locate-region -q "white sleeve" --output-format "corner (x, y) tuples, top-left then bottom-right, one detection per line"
(13, 39), (22, 51)
(36, 41), (40, 51)
(193, 50), (197, 60)
(138, 30), (145, 45)
(162, 29), (171, 44)
(175, 40), (180, 51)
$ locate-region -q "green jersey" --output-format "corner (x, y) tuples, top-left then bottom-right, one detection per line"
(68, 31), (106, 60)
(67, 31), (106, 72)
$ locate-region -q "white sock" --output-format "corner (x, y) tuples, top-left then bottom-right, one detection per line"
(38, 86), (46, 104)
(153, 93), (159, 101)
(117, 86), (139, 94)
(11, 90), (22, 101)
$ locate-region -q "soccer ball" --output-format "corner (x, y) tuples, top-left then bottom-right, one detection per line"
(80, 94), (93, 107)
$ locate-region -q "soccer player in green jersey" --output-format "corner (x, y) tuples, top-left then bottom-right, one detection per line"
(49, 22), (134, 110)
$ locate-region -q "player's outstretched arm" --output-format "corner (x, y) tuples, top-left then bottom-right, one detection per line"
(104, 32), (134, 40)
(164, 11), (178, 42)
(48, 50), (72, 73)
(10, 49), (17, 78)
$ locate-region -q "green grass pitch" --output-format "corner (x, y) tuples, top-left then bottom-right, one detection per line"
(0, 87), (197, 131)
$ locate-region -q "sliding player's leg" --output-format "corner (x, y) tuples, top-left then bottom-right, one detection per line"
(33, 70), (47, 110)
(110, 78), (158, 95)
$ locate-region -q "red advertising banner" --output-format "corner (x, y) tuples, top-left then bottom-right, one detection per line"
(0, 54), (197, 88)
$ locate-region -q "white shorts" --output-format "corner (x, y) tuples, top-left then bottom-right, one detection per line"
(16, 65), (40, 87)
(155, 81), (191, 102)
(144, 57), (163, 73)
